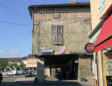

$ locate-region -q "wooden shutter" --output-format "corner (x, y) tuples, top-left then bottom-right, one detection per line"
(99, 0), (105, 12)
(51, 25), (63, 45)
(57, 25), (63, 44)
(52, 25), (58, 44)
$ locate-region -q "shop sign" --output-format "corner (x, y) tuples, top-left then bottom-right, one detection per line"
(85, 43), (94, 53)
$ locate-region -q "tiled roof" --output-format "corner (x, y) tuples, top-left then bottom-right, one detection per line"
(0, 57), (26, 62)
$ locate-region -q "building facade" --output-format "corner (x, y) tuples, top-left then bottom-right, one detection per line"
(29, 2), (92, 82)
(89, 0), (112, 86)
(26, 54), (38, 70)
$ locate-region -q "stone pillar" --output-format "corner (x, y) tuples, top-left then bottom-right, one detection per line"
(37, 58), (45, 82)
(78, 56), (92, 81)
(97, 51), (104, 86)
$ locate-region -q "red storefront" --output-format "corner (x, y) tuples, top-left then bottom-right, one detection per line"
(93, 6), (112, 86)
(94, 14), (112, 52)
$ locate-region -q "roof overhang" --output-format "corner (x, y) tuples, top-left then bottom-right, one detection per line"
(28, 2), (90, 17)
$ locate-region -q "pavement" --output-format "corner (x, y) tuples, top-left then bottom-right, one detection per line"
(15, 77), (94, 86)
(15, 77), (35, 85)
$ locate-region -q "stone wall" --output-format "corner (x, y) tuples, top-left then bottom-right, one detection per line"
(32, 6), (91, 55)
(78, 56), (92, 81)
(32, 6), (92, 82)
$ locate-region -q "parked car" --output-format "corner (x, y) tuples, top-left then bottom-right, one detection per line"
(7, 70), (16, 75)
(34, 71), (37, 76)
(16, 70), (23, 75)
(25, 70), (35, 77)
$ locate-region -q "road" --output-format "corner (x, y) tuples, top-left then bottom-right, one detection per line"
(0, 75), (25, 86)
(0, 75), (93, 86)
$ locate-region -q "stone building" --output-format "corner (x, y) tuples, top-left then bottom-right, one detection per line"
(26, 54), (38, 70)
(28, 2), (92, 81)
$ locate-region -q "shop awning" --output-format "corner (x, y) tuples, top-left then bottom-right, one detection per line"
(94, 14), (112, 52)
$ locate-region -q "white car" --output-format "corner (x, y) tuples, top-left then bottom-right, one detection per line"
(7, 70), (16, 75)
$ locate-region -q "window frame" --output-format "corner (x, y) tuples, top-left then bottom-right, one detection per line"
(51, 25), (63, 45)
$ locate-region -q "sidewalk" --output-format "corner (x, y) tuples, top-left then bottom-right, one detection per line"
(15, 77), (35, 85)
(15, 77), (94, 86)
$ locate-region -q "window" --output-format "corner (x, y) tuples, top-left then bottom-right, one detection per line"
(99, 0), (105, 12)
(51, 25), (63, 45)
(53, 8), (61, 19)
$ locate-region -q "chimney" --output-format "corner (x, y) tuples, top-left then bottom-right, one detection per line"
(70, 0), (76, 3)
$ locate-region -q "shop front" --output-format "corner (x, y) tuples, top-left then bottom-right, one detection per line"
(94, 13), (112, 86)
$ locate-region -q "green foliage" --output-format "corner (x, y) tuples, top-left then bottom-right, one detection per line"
(0, 60), (8, 69)
(8, 61), (25, 70)
(20, 62), (25, 70)
(9, 63), (17, 69)
(9, 63), (14, 69)
(13, 63), (18, 68)
(8, 62), (19, 69)
(0, 60), (26, 70)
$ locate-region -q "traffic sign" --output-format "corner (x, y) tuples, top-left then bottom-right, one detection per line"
(85, 43), (94, 53)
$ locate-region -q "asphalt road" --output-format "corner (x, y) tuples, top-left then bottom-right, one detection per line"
(0, 75), (23, 86)
(0, 75), (93, 86)
(3, 75), (24, 82)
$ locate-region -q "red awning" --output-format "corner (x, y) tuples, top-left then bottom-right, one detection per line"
(94, 14), (112, 52)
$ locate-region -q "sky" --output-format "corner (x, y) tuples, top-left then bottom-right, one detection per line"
(0, 0), (90, 58)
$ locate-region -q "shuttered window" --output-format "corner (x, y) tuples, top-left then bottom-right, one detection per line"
(99, 0), (105, 12)
(52, 25), (63, 45)
(52, 25), (57, 44)
(53, 8), (61, 19)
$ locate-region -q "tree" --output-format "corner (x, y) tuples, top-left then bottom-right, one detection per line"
(20, 62), (25, 70)
(13, 63), (18, 68)
(9, 62), (20, 70)
(0, 60), (8, 70)
(9, 63), (14, 69)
